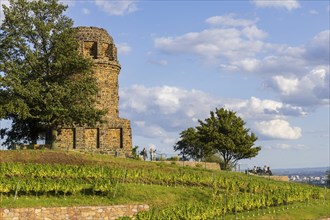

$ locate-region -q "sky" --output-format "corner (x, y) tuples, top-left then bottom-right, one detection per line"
(0, 0), (329, 169)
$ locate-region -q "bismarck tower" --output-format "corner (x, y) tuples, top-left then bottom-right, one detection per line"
(55, 26), (132, 155)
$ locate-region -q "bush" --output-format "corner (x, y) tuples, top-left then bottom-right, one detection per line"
(167, 156), (180, 161)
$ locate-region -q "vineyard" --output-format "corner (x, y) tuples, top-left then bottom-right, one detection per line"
(0, 150), (329, 219)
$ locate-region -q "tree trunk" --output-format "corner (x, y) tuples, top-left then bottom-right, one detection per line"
(51, 129), (58, 150)
(30, 121), (39, 145)
(30, 136), (38, 145)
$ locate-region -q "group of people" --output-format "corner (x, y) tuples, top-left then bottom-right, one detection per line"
(248, 165), (273, 176)
(140, 146), (157, 161)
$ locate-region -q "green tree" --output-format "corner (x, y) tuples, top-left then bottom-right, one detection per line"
(174, 127), (210, 161)
(174, 108), (261, 170)
(0, 0), (104, 148)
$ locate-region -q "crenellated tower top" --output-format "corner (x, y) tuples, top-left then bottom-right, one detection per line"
(75, 26), (120, 67)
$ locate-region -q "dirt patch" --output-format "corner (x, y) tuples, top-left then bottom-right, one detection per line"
(0, 150), (96, 165)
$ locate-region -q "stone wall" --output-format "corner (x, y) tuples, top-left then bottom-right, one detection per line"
(54, 26), (132, 154)
(1, 204), (149, 220)
(247, 173), (289, 182)
(159, 161), (220, 170)
(264, 175), (289, 182)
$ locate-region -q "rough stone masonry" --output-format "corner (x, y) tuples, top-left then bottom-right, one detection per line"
(54, 26), (132, 155)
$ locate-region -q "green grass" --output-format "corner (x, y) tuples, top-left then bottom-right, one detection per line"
(230, 200), (330, 220)
(0, 183), (212, 208)
(1, 150), (329, 220)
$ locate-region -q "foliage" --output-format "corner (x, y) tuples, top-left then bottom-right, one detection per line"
(132, 146), (139, 158)
(174, 108), (261, 170)
(1, 162), (327, 204)
(202, 153), (223, 164)
(0, 150), (329, 219)
(0, 0), (104, 147)
(174, 128), (204, 161)
(167, 156), (180, 161)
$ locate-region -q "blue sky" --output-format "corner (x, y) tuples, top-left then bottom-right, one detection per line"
(1, 0), (329, 169)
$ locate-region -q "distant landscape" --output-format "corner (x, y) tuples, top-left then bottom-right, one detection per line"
(273, 166), (329, 176)
(273, 167), (329, 186)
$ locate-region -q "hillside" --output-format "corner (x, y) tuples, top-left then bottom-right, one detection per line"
(0, 150), (329, 219)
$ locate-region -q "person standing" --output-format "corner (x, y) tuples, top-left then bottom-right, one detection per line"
(149, 146), (154, 161)
(142, 148), (147, 161)
(149, 146), (157, 161)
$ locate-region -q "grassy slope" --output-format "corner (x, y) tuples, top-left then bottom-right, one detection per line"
(0, 150), (329, 220)
(0, 150), (213, 208)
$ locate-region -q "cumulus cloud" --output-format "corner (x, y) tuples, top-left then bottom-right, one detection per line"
(305, 30), (330, 65)
(120, 84), (219, 120)
(82, 8), (90, 15)
(154, 16), (329, 108)
(264, 143), (308, 150)
(133, 121), (175, 145)
(266, 66), (329, 106)
(148, 59), (168, 66)
(205, 14), (257, 27)
(120, 85), (307, 143)
(228, 45), (307, 76)
(117, 43), (132, 55)
(93, 0), (138, 16)
(254, 119), (302, 140)
(154, 27), (266, 61)
(225, 96), (306, 119)
(251, 0), (300, 11)
(270, 76), (299, 95)
(242, 25), (268, 40)
(120, 85), (219, 144)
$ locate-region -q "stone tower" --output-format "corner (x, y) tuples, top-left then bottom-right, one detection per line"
(55, 26), (132, 155)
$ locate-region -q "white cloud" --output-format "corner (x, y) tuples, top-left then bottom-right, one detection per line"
(305, 30), (330, 65)
(231, 58), (260, 72)
(82, 8), (90, 15)
(58, 0), (75, 7)
(252, 0), (300, 11)
(117, 43), (132, 55)
(133, 121), (175, 145)
(120, 85), (307, 144)
(267, 66), (329, 106)
(154, 28), (265, 61)
(265, 143), (308, 150)
(93, 0), (138, 16)
(0, 0), (9, 23)
(217, 30), (329, 107)
(274, 143), (292, 150)
(229, 45), (307, 76)
(148, 59), (168, 66)
(242, 25), (268, 40)
(309, 9), (318, 15)
(120, 85), (219, 145)
(254, 119), (302, 140)
(120, 84), (219, 119)
(205, 14), (256, 27)
(224, 96), (306, 119)
(270, 75), (299, 95)
(154, 14), (328, 108)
